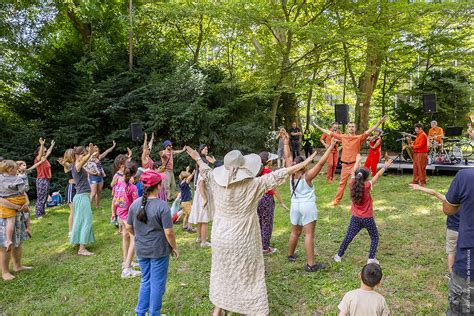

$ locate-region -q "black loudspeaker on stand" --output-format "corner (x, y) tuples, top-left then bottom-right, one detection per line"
(423, 94), (437, 113)
(335, 104), (349, 125)
(130, 123), (143, 142)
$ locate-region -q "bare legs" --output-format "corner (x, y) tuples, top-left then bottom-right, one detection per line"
(68, 203), (73, 235)
(1, 245), (32, 281)
(448, 253), (455, 273)
(122, 228), (135, 268)
(78, 244), (93, 256)
(96, 182), (104, 208)
(89, 182), (103, 208)
(287, 221), (316, 266)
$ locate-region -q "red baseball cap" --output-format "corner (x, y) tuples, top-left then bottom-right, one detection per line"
(140, 170), (162, 187)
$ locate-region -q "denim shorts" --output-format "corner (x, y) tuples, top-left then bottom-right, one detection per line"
(89, 175), (103, 184)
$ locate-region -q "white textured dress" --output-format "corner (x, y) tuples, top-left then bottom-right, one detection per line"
(188, 173), (214, 224)
(199, 164), (289, 315)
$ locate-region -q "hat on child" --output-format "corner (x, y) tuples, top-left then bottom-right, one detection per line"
(140, 170), (162, 188)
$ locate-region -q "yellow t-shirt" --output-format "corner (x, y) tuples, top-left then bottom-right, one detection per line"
(338, 289), (390, 316)
(0, 195), (26, 218)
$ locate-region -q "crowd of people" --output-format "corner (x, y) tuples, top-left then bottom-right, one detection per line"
(0, 116), (472, 315)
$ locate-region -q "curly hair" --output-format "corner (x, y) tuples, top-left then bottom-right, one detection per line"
(350, 167), (370, 204)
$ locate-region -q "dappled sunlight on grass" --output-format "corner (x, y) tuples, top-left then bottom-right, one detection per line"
(0, 175), (457, 314)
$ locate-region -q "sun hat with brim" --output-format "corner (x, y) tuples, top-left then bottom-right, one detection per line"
(141, 170), (162, 188)
(212, 150), (262, 187)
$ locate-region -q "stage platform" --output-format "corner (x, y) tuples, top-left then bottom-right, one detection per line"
(376, 160), (474, 175)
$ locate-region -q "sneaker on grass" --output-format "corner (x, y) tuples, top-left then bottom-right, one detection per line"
(121, 268), (141, 279)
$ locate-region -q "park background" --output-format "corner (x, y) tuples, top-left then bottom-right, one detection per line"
(0, 1), (473, 313)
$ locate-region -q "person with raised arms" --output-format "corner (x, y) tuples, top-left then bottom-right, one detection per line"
(314, 116), (387, 206)
(184, 144), (318, 316)
(283, 131), (338, 272)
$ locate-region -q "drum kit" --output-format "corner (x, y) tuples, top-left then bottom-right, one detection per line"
(395, 131), (467, 165)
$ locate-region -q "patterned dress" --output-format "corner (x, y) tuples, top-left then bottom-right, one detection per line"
(200, 165), (288, 315)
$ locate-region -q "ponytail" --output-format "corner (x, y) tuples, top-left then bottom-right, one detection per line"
(136, 183), (159, 224)
(124, 161), (138, 187)
(351, 168), (369, 204)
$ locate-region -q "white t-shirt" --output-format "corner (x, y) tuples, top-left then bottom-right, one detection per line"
(338, 289), (390, 316)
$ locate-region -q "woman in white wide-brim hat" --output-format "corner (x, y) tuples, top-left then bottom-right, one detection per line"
(184, 146), (317, 316)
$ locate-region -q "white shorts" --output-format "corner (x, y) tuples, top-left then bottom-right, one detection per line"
(290, 201), (317, 226)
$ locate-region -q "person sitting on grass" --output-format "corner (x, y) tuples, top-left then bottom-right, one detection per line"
(338, 263), (390, 316)
(334, 154), (393, 265)
(126, 170), (179, 316)
(409, 183), (459, 274)
(179, 168), (196, 232)
(0, 160), (29, 252)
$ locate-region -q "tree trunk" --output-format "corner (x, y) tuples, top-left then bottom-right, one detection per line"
(128, 0), (133, 70)
(354, 42), (383, 133)
(193, 14), (204, 65)
(305, 69), (317, 130)
(66, 11), (91, 45)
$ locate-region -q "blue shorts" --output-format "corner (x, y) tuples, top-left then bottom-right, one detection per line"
(66, 183), (76, 204)
(89, 175), (103, 184)
(290, 201), (317, 226)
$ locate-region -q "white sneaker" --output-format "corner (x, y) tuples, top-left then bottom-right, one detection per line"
(200, 241), (211, 248)
(121, 268), (141, 279)
(367, 258), (380, 265)
(195, 237), (201, 243)
(333, 254), (342, 263)
(122, 262), (140, 269)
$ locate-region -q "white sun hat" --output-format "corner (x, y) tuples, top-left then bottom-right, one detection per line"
(212, 150), (262, 187)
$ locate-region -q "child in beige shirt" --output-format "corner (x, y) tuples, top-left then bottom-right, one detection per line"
(338, 263), (390, 316)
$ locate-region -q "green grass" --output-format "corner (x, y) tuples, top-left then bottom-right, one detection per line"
(1, 173), (454, 314)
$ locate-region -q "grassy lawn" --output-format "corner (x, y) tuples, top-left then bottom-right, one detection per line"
(1, 172), (454, 314)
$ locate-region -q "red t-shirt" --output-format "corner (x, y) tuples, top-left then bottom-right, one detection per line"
(261, 168), (275, 195)
(35, 158), (52, 179)
(369, 138), (382, 154)
(349, 179), (373, 218)
(413, 131), (428, 153)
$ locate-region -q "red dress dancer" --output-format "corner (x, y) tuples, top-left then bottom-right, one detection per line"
(364, 136), (382, 177)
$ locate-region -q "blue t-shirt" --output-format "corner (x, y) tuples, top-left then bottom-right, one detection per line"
(135, 181), (143, 197)
(179, 181), (192, 202)
(446, 169), (474, 279)
(447, 214), (460, 232)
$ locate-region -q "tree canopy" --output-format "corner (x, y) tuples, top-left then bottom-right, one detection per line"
(1, 0), (472, 161)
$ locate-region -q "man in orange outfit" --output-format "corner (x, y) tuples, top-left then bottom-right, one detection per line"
(320, 122), (340, 183)
(315, 115), (387, 206)
(428, 120), (444, 151)
(410, 123), (429, 186)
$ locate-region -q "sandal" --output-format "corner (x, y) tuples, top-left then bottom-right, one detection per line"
(78, 250), (94, 256)
(304, 263), (327, 272)
(263, 247), (278, 255)
(287, 253), (298, 262)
